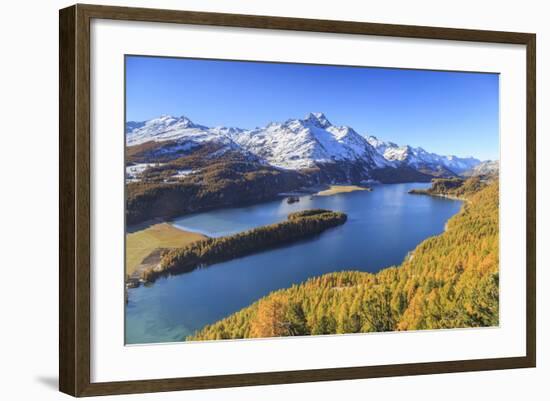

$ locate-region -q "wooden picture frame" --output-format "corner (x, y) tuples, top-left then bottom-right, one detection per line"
(59, 3), (536, 397)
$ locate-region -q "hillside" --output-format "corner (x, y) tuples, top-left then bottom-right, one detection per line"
(188, 180), (498, 340)
(126, 144), (307, 225)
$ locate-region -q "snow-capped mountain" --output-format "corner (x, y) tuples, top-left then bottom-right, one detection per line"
(463, 160), (499, 177)
(126, 113), (391, 180)
(126, 115), (249, 161)
(230, 113), (389, 170)
(126, 113), (483, 182)
(127, 115), (226, 146)
(367, 136), (480, 175)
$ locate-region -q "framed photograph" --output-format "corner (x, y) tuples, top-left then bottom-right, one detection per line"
(59, 4), (536, 397)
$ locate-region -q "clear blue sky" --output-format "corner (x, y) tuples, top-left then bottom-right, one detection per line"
(126, 56), (499, 160)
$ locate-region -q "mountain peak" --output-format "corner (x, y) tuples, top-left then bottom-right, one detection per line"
(151, 114), (194, 125)
(366, 135), (382, 146)
(303, 112), (331, 128)
(367, 135), (399, 149)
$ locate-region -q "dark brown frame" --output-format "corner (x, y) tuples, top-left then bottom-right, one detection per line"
(59, 3), (536, 397)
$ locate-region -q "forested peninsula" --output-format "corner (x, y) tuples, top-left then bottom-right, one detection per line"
(187, 179), (499, 340)
(138, 209), (347, 283)
(408, 176), (485, 198)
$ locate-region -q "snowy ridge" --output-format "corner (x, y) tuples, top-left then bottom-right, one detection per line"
(127, 115), (224, 146)
(367, 136), (481, 174)
(463, 160), (499, 177)
(126, 114), (249, 161)
(230, 113), (390, 170)
(126, 113), (483, 177)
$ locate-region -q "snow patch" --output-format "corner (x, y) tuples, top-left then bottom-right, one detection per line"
(126, 163), (163, 181)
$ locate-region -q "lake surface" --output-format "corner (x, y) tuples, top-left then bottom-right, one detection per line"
(125, 183), (462, 344)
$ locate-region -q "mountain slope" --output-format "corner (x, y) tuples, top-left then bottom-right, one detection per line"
(126, 115), (249, 163)
(127, 115), (211, 146)
(126, 143), (307, 225)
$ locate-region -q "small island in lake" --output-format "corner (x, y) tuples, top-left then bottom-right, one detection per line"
(315, 185), (372, 197)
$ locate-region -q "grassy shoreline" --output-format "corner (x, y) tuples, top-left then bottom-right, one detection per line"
(126, 223), (206, 277)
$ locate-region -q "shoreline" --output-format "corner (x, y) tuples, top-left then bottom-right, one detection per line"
(408, 190), (468, 203)
(429, 193), (469, 203)
(314, 185), (372, 197)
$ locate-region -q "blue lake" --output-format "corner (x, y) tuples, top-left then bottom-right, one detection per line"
(125, 183), (462, 344)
